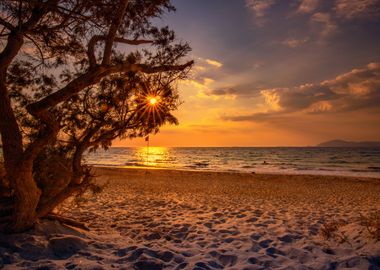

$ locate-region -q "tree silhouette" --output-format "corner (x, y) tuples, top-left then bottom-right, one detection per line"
(0, 0), (193, 232)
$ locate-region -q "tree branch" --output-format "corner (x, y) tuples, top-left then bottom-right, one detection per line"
(87, 35), (103, 68)
(88, 111), (139, 146)
(0, 17), (15, 31)
(21, 0), (59, 33)
(113, 37), (154, 45)
(87, 35), (153, 68)
(25, 59), (192, 161)
(27, 60), (194, 115)
(102, 0), (129, 66)
(24, 34), (46, 64)
(23, 111), (59, 162)
(112, 60), (194, 74)
(71, 122), (103, 184)
(27, 67), (105, 115)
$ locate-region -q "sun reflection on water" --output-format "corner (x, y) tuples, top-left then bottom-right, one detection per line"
(137, 146), (170, 167)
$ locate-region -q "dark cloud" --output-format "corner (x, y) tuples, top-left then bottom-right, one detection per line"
(206, 87), (237, 96)
(273, 84), (337, 111)
(206, 84), (263, 99)
(222, 112), (286, 122)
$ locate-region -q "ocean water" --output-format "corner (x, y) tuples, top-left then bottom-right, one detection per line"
(85, 147), (380, 178)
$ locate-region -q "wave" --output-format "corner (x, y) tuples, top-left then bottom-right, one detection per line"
(240, 165), (254, 169)
(85, 147), (380, 178)
(194, 162), (209, 168)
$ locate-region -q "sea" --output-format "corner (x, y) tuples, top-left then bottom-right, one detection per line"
(85, 147), (380, 178)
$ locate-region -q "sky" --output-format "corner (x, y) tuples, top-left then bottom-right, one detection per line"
(117, 0), (380, 147)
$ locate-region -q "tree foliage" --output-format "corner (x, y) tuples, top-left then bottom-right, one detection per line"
(0, 0), (193, 232)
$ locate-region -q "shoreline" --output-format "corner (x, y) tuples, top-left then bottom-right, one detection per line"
(91, 165), (380, 179)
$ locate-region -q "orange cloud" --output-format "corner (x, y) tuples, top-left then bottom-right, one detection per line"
(335, 0), (380, 20)
(205, 59), (223, 68)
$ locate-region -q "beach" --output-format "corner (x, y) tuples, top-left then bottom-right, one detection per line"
(1, 167), (380, 269)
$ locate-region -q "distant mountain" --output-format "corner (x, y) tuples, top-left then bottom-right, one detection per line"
(317, 139), (380, 147)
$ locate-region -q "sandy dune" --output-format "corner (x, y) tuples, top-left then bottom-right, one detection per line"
(1, 167), (380, 269)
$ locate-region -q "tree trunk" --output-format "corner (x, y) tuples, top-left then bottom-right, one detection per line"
(8, 161), (41, 232)
(0, 31), (41, 233)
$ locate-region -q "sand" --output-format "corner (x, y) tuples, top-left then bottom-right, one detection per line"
(1, 167), (380, 269)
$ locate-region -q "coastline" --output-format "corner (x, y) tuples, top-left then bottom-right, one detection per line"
(84, 146), (380, 179)
(92, 164), (380, 179)
(1, 167), (380, 269)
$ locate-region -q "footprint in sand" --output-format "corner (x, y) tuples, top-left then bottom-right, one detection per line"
(247, 217), (258, 222)
(253, 210), (263, 217)
(258, 239), (273, 248)
(134, 259), (163, 270)
(114, 246), (137, 257)
(175, 262), (188, 270)
(144, 232), (161, 241)
(250, 233), (262, 241)
(156, 250), (174, 262)
(248, 256), (259, 264)
(181, 251), (193, 257)
(213, 213), (223, 218)
(277, 234), (301, 243)
(196, 240), (208, 248)
(194, 261), (212, 269)
(223, 237), (236, 243)
(265, 247), (285, 258)
(126, 248), (145, 261)
(218, 254), (238, 267)
(209, 250), (219, 258)
(207, 260), (224, 269)
(204, 222), (213, 229)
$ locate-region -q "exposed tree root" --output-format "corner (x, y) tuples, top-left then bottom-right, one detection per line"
(43, 213), (90, 231)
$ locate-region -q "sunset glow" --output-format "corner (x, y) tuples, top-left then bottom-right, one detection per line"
(138, 146), (168, 167)
(114, 0), (380, 147)
(148, 97), (158, 106)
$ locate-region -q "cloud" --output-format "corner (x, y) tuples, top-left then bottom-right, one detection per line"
(260, 89), (282, 111)
(223, 62), (380, 122)
(206, 87), (237, 96)
(297, 0), (319, 14)
(189, 57), (224, 87)
(281, 37), (309, 48)
(222, 111), (283, 122)
(245, 0), (276, 25)
(335, 0), (380, 20)
(268, 83), (337, 112)
(311, 12), (338, 38)
(188, 77), (214, 89)
(205, 59), (223, 68)
(202, 87), (238, 100)
(272, 62), (380, 112)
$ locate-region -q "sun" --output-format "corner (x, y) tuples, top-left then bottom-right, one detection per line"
(149, 97), (158, 105)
